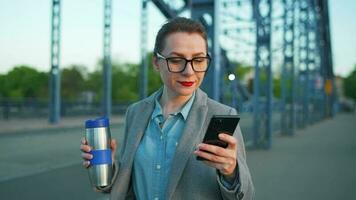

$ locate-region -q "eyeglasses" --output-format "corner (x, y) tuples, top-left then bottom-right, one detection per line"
(156, 52), (211, 73)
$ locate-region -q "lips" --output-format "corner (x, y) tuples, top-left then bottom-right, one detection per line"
(178, 81), (194, 87)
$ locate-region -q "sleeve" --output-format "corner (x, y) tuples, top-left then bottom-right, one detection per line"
(217, 108), (255, 200)
(217, 164), (240, 190)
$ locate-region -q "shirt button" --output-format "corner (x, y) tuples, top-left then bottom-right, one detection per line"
(156, 165), (161, 170)
(160, 135), (163, 140)
(154, 197), (159, 200)
(175, 142), (178, 146)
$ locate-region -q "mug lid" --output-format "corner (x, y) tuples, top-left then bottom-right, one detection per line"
(85, 117), (109, 128)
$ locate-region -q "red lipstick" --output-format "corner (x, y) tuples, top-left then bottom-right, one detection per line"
(179, 81), (194, 87)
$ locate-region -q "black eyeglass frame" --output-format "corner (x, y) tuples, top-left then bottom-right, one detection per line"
(155, 52), (211, 73)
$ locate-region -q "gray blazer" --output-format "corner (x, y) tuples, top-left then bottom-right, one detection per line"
(105, 88), (254, 200)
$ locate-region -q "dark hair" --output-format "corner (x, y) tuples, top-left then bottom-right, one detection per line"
(153, 17), (208, 55)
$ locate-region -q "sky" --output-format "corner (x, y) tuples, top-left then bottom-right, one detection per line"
(0, 0), (355, 77)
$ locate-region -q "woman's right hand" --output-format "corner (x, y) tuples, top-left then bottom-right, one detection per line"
(80, 137), (117, 168)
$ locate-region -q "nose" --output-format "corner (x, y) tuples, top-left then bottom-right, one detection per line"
(181, 61), (195, 75)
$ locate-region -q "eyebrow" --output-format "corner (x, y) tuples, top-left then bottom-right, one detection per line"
(169, 52), (207, 57)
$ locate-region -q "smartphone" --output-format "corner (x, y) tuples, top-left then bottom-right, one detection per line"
(197, 115), (240, 160)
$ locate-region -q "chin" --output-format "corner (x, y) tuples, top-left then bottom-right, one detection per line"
(175, 87), (196, 97)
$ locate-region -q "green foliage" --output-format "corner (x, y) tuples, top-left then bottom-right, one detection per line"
(0, 74), (5, 97)
(147, 52), (163, 95)
(232, 62), (254, 93)
(112, 62), (139, 102)
(1, 51), (226, 103)
(273, 77), (281, 98)
(231, 62), (283, 98)
(343, 65), (356, 101)
(234, 62), (253, 79)
(61, 65), (86, 100)
(0, 65), (48, 100)
(82, 52), (162, 103)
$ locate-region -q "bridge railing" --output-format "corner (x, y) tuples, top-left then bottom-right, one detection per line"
(0, 98), (130, 120)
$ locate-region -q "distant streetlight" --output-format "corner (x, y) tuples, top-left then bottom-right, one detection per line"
(228, 73), (235, 81)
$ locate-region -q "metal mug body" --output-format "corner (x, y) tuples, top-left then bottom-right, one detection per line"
(85, 119), (113, 187)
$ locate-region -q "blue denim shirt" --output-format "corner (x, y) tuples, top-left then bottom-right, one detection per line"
(132, 91), (195, 200)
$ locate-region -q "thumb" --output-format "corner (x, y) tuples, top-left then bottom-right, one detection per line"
(111, 139), (117, 151)
(111, 139), (117, 162)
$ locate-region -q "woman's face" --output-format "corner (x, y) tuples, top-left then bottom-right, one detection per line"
(153, 32), (207, 98)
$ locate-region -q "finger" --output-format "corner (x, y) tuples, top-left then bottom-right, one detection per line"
(194, 149), (228, 164)
(218, 133), (237, 150)
(111, 139), (117, 151)
(197, 143), (231, 159)
(81, 152), (93, 160)
(81, 137), (88, 145)
(80, 144), (91, 153)
(111, 139), (117, 162)
(202, 160), (223, 170)
(82, 160), (90, 168)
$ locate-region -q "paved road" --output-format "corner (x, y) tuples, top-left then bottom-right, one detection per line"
(248, 113), (356, 200)
(0, 113), (355, 199)
(0, 124), (125, 200)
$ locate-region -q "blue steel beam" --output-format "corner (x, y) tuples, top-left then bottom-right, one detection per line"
(306, 0), (318, 124)
(140, 0), (149, 99)
(298, 0), (311, 128)
(191, 0), (221, 101)
(252, 0), (273, 149)
(316, 0), (335, 118)
(102, 0), (112, 116)
(49, 0), (61, 124)
(281, 0), (296, 135)
(151, 0), (179, 18)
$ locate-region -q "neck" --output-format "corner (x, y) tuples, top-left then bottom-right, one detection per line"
(159, 87), (193, 119)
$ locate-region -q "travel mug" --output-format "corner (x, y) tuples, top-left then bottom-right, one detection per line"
(85, 117), (113, 187)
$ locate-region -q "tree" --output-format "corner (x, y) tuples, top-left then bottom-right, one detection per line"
(343, 65), (356, 101)
(0, 74), (5, 98)
(61, 65), (86, 100)
(112, 62), (139, 102)
(147, 52), (163, 95)
(1, 65), (48, 100)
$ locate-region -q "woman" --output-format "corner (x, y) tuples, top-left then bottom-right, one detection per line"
(81, 17), (254, 200)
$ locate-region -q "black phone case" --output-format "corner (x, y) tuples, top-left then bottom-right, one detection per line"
(197, 115), (240, 160)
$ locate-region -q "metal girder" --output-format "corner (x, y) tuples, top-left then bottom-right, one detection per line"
(315, 0), (335, 118)
(252, 0), (273, 149)
(102, 0), (112, 116)
(151, 0), (179, 18)
(191, 0), (221, 101)
(49, 0), (61, 124)
(140, 0), (149, 99)
(297, 0), (311, 128)
(281, 0), (296, 135)
(306, 0), (321, 123)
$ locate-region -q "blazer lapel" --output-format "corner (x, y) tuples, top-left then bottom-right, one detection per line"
(111, 90), (157, 199)
(166, 89), (209, 199)
(122, 91), (158, 165)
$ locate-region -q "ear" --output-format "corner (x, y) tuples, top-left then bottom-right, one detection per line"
(152, 56), (160, 72)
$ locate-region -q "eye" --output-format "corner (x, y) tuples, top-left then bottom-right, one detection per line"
(168, 57), (184, 64)
(193, 57), (207, 63)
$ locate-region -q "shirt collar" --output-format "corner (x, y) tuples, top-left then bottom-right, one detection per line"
(151, 90), (196, 121)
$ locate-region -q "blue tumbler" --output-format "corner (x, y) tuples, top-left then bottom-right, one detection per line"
(85, 117), (113, 187)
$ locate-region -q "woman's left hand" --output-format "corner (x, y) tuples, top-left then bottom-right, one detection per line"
(194, 133), (237, 177)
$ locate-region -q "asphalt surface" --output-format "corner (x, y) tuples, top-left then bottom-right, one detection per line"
(248, 113), (356, 200)
(0, 113), (355, 200)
